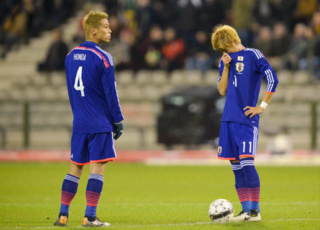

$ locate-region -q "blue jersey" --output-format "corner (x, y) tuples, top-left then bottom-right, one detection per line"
(65, 41), (124, 133)
(217, 48), (278, 127)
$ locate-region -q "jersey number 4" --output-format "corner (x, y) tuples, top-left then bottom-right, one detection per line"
(74, 66), (85, 97)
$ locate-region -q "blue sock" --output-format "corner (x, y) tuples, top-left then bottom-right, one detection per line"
(85, 174), (104, 220)
(240, 158), (260, 212)
(231, 161), (251, 213)
(59, 174), (79, 217)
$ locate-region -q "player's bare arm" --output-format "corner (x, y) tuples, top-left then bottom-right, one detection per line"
(218, 53), (232, 96)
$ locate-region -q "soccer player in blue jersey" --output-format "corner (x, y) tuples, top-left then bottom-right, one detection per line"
(211, 25), (279, 222)
(53, 11), (124, 227)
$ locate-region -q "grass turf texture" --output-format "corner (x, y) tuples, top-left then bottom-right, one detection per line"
(0, 163), (319, 230)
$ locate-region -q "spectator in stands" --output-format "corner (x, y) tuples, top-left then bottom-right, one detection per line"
(296, 25), (320, 79)
(103, 0), (118, 16)
(23, 0), (35, 41)
(290, 23), (308, 49)
(287, 23), (308, 70)
(266, 23), (291, 69)
(136, 0), (157, 39)
(311, 12), (320, 35)
(294, 0), (318, 24)
(109, 16), (121, 40)
(155, 0), (178, 30)
(252, 0), (280, 26)
(185, 31), (214, 74)
(271, 23), (291, 57)
(139, 26), (164, 70)
(278, 0), (298, 31)
(1, 4), (27, 59)
(174, 0), (202, 45)
(310, 12), (320, 80)
(72, 3), (92, 44)
(231, 0), (255, 47)
(102, 17), (128, 69)
(43, 0), (54, 24)
(38, 28), (68, 72)
(198, 0), (226, 32)
(49, 0), (75, 29)
(0, 1), (11, 50)
(123, 10), (138, 36)
(0, 0), (14, 41)
(114, 30), (137, 71)
(253, 27), (273, 57)
(161, 27), (185, 72)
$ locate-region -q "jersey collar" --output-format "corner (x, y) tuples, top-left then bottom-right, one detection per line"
(84, 41), (100, 47)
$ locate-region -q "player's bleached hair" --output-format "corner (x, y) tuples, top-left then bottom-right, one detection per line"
(211, 25), (241, 53)
(83, 11), (109, 39)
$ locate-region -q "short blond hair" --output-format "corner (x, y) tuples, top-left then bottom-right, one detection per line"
(83, 11), (109, 39)
(211, 25), (241, 53)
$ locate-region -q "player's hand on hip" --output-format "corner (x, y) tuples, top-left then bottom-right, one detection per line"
(222, 53), (232, 68)
(243, 106), (264, 119)
(113, 122), (123, 140)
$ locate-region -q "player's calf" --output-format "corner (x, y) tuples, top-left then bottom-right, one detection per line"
(230, 160), (251, 215)
(240, 157), (261, 213)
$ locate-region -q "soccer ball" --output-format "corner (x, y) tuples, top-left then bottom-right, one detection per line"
(208, 199), (234, 224)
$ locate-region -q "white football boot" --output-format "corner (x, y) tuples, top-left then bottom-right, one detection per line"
(82, 217), (111, 227)
(248, 209), (261, 222)
(230, 210), (250, 222)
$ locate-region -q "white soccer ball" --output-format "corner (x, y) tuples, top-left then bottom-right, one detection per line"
(208, 199), (234, 224)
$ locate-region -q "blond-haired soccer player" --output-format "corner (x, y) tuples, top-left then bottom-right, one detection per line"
(212, 25), (278, 222)
(53, 11), (124, 227)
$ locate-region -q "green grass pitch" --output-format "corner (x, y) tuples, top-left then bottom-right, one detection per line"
(0, 163), (319, 229)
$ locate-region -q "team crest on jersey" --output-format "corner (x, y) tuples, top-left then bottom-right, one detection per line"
(236, 62), (244, 73)
(218, 146), (222, 155)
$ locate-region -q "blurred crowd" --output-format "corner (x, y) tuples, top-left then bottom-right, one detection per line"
(0, 0), (75, 59)
(2, 0), (320, 79)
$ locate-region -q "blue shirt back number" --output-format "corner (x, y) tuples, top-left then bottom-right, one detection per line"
(74, 66), (85, 97)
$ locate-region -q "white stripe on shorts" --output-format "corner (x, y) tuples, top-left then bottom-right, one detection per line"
(253, 127), (258, 156)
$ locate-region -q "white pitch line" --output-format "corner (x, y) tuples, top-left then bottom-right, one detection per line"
(270, 218), (320, 222)
(0, 202), (319, 206)
(1, 219), (320, 229)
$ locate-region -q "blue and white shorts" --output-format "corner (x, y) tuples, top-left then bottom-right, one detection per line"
(70, 132), (116, 165)
(218, 122), (259, 161)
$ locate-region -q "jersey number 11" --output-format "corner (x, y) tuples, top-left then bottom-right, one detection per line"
(74, 66), (85, 97)
(233, 75), (237, 87)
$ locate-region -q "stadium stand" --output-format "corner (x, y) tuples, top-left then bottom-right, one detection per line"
(0, 1), (319, 151)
